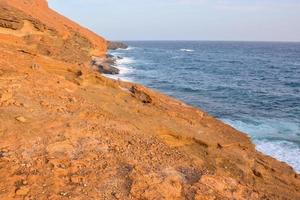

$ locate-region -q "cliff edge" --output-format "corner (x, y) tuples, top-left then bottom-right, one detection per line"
(0, 0), (299, 200)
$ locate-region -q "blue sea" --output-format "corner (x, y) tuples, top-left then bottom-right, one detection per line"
(107, 41), (300, 173)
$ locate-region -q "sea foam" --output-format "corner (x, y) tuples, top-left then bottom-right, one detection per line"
(222, 118), (300, 173)
(256, 140), (300, 173)
(118, 46), (135, 51)
(103, 56), (136, 82)
(116, 57), (135, 65)
(180, 49), (194, 52)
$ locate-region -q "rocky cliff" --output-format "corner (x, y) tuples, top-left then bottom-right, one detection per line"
(0, 0), (299, 200)
(0, 0), (107, 63)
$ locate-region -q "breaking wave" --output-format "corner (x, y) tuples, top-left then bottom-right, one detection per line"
(180, 48), (194, 52)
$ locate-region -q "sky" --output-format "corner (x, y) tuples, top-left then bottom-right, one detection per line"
(49, 0), (300, 41)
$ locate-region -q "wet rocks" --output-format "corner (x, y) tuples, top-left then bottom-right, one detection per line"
(91, 56), (120, 75)
(100, 64), (120, 75)
(107, 41), (128, 50)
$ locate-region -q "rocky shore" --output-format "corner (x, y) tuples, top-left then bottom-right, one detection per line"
(0, 0), (299, 199)
(91, 41), (128, 75)
(91, 55), (120, 75)
(107, 41), (128, 50)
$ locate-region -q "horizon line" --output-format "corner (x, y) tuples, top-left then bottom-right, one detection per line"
(108, 39), (300, 43)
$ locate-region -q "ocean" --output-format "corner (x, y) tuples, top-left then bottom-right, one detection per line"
(107, 41), (300, 173)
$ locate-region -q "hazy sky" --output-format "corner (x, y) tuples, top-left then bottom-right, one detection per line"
(49, 0), (300, 41)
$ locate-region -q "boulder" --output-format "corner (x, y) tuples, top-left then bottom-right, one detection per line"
(91, 57), (120, 75)
(130, 86), (152, 104)
(97, 64), (120, 75)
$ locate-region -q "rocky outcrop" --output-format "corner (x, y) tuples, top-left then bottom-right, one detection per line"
(91, 56), (120, 74)
(130, 85), (152, 103)
(0, 0), (299, 200)
(107, 41), (128, 50)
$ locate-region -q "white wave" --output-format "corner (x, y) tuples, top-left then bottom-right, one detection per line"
(119, 46), (135, 51)
(103, 74), (134, 82)
(180, 49), (194, 52)
(109, 52), (124, 56)
(103, 57), (136, 82)
(221, 118), (300, 173)
(255, 140), (300, 173)
(116, 57), (135, 65)
(221, 118), (300, 139)
(117, 66), (134, 75)
(294, 62), (300, 66)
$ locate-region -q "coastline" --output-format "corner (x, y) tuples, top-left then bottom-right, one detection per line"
(0, 1), (299, 199)
(109, 41), (300, 174)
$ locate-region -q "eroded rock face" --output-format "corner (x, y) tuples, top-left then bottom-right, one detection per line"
(0, 0), (107, 63)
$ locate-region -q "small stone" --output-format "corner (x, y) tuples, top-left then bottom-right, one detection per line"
(16, 116), (27, 123)
(60, 191), (68, 196)
(252, 169), (263, 178)
(13, 101), (22, 107)
(40, 100), (49, 107)
(57, 163), (67, 169)
(0, 151), (6, 158)
(15, 187), (30, 196)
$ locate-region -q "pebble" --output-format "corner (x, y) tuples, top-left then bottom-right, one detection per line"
(16, 116), (27, 123)
(15, 187), (30, 196)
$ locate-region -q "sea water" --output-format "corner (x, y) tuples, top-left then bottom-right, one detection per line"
(109, 41), (300, 173)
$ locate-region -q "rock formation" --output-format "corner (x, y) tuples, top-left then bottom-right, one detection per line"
(91, 56), (120, 75)
(107, 41), (129, 50)
(0, 0), (299, 199)
(0, 0), (107, 63)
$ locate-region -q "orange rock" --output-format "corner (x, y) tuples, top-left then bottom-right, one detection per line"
(15, 116), (27, 123)
(15, 187), (30, 196)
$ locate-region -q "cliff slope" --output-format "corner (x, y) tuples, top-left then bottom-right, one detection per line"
(0, 0), (107, 63)
(0, 0), (299, 200)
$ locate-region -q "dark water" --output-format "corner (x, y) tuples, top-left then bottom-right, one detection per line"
(107, 41), (300, 172)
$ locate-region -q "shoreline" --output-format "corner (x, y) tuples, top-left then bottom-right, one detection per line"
(106, 42), (300, 174)
(0, 1), (299, 199)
